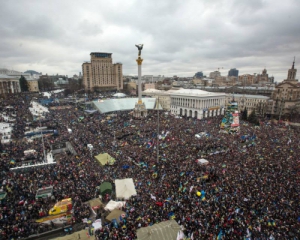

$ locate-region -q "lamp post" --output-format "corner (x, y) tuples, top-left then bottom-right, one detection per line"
(112, 131), (116, 151)
(157, 97), (160, 163)
(39, 114), (47, 163)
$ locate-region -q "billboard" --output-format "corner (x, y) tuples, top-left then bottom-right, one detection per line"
(231, 113), (240, 127)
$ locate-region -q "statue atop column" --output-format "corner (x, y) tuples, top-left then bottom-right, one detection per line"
(133, 44), (147, 118)
(135, 44), (143, 58)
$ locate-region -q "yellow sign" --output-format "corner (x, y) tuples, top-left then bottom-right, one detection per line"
(35, 213), (70, 223)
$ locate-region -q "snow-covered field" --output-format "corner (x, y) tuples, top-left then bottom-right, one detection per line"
(42, 89), (64, 98)
(29, 101), (49, 116)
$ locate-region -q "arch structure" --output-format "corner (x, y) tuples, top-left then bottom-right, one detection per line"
(169, 89), (226, 120)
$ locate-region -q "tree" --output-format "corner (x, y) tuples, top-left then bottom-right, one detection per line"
(19, 75), (29, 92)
(248, 109), (259, 125)
(38, 77), (55, 91)
(241, 107), (248, 121)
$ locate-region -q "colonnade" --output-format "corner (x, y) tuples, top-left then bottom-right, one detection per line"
(0, 81), (20, 94)
(170, 96), (225, 119)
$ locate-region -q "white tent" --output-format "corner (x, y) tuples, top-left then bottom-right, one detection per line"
(115, 178), (137, 200)
(112, 93), (126, 98)
(196, 159), (209, 165)
(137, 220), (181, 240)
(104, 200), (126, 211)
(92, 219), (102, 230)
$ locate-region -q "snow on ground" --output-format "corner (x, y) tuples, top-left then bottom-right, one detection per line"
(42, 89), (64, 98)
(47, 152), (54, 163)
(0, 122), (13, 134)
(0, 113), (16, 122)
(29, 101), (49, 116)
(0, 117), (15, 144)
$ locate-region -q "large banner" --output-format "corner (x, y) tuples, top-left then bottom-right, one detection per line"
(231, 113), (240, 127)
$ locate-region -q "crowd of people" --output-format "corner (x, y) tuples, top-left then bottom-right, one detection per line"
(0, 93), (299, 239)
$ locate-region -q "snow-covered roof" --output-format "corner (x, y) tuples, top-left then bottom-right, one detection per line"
(171, 88), (225, 97)
(112, 93), (126, 97)
(93, 98), (160, 113)
(29, 101), (49, 116)
(41, 89), (64, 98)
(143, 89), (162, 93)
(225, 94), (269, 99)
(0, 74), (17, 79)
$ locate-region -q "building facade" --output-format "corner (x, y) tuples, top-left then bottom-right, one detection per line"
(82, 52), (123, 92)
(170, 89), (225, 119)
(209, 71), (221, 79)
(228, 68), (239, 77)
(143, 88), (226, 118)
(194, 72), (204, 78)
(225, 94), (270, 115)
(0, 69), (39, 92)
(271, 60), (299, 116)
(0, 74), (20, 94)
(27, 80), (39, 92)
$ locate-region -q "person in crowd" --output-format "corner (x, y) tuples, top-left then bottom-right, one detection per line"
(0, 93), (299, 239)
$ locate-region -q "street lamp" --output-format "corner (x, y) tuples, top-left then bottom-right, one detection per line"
(112, 131), (116, 151)
(38, 114), (47, 163)
(157, 97), (160, 163)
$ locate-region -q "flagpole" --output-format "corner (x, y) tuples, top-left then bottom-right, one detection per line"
(157, 97), (159, 164)
(39, 114), (47, 163)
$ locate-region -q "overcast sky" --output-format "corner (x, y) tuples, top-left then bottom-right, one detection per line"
(0, 0), (299, 82)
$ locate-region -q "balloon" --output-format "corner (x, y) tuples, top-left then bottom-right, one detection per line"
(196, 191), (201, 197)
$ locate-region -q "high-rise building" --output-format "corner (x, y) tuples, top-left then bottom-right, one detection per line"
(194, 72), (204, 78)
(209, 71), (221, 79)
(228, 68), (239, 77)
(82, 52), (123, 92)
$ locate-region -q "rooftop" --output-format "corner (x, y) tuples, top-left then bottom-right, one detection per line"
(171, 88), (225, 97)
(142, 88), (225, 97)
(0, 74), (18, 79)
(226, 94), (270, 99)
(90, 52), (112, 58)
(93, 98), (161, 113)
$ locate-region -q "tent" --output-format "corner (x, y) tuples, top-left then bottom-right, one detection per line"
(92, 219), (102, 230)
(104, 200), (126, 211)
(196, 159), (209, 165)
(95, 153), (116, 166)
(106, 209), (126, 223)
(136, 220), (181, 240)
(88, 198), (103, 210)
(115, 178), (137, 200)
(55, 229), (90, 240)
(99, 182), (112, 195)
(112, 93), (126, 98)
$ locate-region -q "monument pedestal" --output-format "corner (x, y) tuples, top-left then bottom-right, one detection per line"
(133, 101), (147, 118)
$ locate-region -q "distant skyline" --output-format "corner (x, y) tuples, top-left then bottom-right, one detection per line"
(0, 0), (299, 82)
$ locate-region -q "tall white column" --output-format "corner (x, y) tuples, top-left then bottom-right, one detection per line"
(11, 82), (14, 93)
(138, 63), (142, 102)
